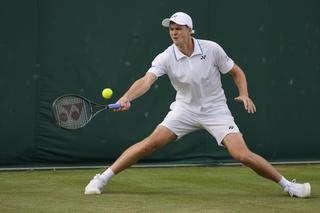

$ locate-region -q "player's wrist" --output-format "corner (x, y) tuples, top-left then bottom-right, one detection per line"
(121, 95), (131, 103)
(239, 93), (249, 97)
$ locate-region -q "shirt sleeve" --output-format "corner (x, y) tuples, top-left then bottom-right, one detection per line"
(147, 51), (168, 78)
(214, 44), (234, 74)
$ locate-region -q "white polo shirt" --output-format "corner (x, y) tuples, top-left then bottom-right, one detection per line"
(147, 38), (234, 113)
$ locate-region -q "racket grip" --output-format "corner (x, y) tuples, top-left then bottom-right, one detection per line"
(108, 103), (121, 109)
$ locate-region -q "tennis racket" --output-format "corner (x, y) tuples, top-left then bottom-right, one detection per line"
(52, 94), (121, 130)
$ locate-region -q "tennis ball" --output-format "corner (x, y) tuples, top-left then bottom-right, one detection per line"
(102, 88), (113, 99)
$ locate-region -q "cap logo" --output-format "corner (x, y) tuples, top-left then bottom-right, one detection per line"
(171, 14), (178, 18)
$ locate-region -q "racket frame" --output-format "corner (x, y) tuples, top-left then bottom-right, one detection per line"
(52, 94), (120, 130)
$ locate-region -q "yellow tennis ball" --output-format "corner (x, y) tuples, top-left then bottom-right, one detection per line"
(102, 88), (113, 99)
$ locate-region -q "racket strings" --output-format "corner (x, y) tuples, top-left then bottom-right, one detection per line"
(53, 96), (91, 129)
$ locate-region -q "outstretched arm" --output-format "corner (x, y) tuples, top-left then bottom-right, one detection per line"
(229, 64), (256, 113)
(116, 72), (157, 111)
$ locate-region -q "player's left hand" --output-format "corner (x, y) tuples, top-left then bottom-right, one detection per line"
(234, 95), (256, 113)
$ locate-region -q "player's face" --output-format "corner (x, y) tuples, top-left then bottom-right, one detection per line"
(169, 22), (192, 46)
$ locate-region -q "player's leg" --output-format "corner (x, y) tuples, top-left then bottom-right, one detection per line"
(84, 125), (176, 195)
(223, 133), (311, 198)
(110, 125), (177, 174)
(223, 133), (281, 182)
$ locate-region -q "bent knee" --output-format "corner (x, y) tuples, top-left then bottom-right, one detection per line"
(141, 138), (165, 153)
(233, 151), (256, 165)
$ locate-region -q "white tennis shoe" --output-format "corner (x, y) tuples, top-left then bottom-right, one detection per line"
(284, 179), (311, 198)
(84, 174), (106, 195)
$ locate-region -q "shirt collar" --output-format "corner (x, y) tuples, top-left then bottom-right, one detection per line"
(173, 38), (203, 61)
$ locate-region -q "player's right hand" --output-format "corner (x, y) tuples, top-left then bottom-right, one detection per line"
(115, 96), (131, 112)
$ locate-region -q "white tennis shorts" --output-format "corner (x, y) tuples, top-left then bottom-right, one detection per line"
(160, 106), (240, 146)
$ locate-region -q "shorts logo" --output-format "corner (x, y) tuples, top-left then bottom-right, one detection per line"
(229, 126), (234, 129)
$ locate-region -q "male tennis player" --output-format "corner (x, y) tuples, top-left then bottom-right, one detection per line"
(85, 12), (311, 198)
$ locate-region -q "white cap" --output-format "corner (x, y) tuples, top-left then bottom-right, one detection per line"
(161, 12), (194, 33)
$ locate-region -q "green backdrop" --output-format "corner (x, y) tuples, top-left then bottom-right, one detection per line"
(1, 0), (319, 167)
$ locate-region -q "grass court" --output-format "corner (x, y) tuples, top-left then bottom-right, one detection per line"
(0, 165), (319, 213)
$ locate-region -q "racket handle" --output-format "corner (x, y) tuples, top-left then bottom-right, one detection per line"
(108, 103), (121, 109)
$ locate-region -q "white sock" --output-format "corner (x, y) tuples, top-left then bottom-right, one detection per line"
(278, 176), (291, 188)
(100, 168), (115, 183)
